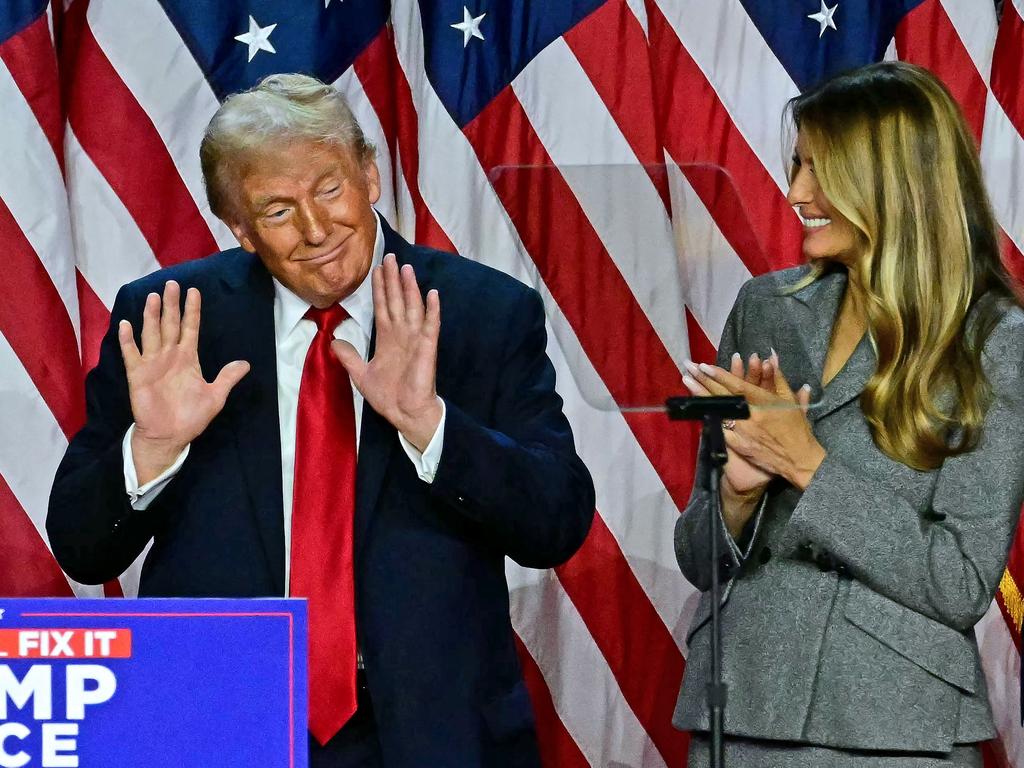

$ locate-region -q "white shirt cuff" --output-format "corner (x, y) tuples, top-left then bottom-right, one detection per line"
(123, 424), (190, 510)
(397, 400), (446, 484)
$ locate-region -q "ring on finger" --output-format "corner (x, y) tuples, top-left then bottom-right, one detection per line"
(722, 419), (736, 430)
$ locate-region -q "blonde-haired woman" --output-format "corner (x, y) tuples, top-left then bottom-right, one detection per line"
(675, 61), (1024, 767)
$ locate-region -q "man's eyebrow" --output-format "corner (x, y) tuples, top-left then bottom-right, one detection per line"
(314, 169), (348, 190)
(252, 169), (346, 210)
(253, 193), (292, 210)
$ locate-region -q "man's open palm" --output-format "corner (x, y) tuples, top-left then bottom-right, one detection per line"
(118, 281), (249, 482)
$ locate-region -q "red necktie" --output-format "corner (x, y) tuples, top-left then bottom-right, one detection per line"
(291, 305), (358, 746)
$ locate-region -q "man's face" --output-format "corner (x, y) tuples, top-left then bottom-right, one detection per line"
(227, 140), (381, 307)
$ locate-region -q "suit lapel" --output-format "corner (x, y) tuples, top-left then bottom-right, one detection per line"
(778, 268), (875, 422)
(813, 333), (875, 420)
(353, 219), (415, 560)
(212, 255), (286, 594)
(355, 390), (395, 562)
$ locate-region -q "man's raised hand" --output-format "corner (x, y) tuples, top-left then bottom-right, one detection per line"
(118, 281), (250, 484)
(331, 254), (443, 452)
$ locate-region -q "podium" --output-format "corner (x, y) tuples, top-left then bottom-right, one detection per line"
(0, 598), (307, 767)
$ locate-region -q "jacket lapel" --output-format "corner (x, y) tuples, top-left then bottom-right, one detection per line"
(812, 332), (875, 421)
(775, 268), (874, 422)
(354, 388), (395, 563)
(352, 219), (415, 560)
(212, 255), (286, 595)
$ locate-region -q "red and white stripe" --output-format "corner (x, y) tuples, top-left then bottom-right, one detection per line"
(4, 0), (1024, 764)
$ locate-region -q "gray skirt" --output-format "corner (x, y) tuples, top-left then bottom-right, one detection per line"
(687, 734), (983, 768)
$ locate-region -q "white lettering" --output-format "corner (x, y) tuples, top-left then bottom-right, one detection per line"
(91, 632), (116, 658)
(0, 723), (29, 768)
(16, 633), (38, 657)
(65, 666), (116, 720)
(41, 723), (78, 768)
(48, 633), (73, 659)
(0, 665), (52, 719)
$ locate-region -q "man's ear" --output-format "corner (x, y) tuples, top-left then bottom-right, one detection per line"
(364, 158), (381, 206)
(228, 221), (257, 254)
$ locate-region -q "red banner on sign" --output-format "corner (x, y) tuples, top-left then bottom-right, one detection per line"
(0, 629), (132, 659)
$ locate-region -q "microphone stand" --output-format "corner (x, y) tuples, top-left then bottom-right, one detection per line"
(666, 396), (750, 768)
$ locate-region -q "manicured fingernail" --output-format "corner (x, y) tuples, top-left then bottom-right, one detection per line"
(801, 383), (811, 392)
(698, 363), (716, 376)
(750, 352), (760, 363)
(683, 360), (700, 376)
(731, 352), (741, 363)
(683, 375), (699, 389)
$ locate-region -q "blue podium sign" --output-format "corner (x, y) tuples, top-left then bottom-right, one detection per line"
(0, 598), (307, 768)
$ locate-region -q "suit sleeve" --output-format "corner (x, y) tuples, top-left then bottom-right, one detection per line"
(47, 285), (177, 584)
(427, 287), (595, 568)
(786, 310), (1024, 630)
(674, 280), (767, 591)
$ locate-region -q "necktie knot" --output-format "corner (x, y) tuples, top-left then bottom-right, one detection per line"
(305, 304), (349, 336)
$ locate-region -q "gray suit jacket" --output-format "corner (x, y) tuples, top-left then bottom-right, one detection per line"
(673, 265), (1024, 752)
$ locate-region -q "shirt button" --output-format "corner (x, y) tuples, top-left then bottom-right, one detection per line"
(457, 496), (465, 503)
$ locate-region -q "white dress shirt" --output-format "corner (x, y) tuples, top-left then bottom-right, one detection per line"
(122, 213), (446, 591)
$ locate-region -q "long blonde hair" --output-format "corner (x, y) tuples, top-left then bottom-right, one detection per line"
(788, 62), (1016, 470)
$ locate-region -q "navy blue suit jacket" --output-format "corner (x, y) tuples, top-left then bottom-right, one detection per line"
(47, 220), (595, 767)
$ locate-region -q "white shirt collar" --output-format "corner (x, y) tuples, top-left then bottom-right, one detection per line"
(272, 211), (385, 341)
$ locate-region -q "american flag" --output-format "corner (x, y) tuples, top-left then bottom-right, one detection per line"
(3, 0), (1024, 764)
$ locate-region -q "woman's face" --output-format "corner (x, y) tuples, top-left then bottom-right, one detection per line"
(787, 130), (860, 266)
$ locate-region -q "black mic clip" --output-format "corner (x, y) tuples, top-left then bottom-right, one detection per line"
(665, 395), (750, 422)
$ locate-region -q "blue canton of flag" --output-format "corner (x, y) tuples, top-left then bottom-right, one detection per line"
(0, 0), (48, 43)
(739, 0), (926, 90)
(418, 0), (604, 127)
(156, 0), (391, 99)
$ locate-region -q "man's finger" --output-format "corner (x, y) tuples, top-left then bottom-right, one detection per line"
(141, 292), (161, 355)
(383, 253), (405, 323)
(424, 288), (441, 338)
(160, 281), (181, 349)
(179, 287), (202, 350)
(400, 263), (424, 325)
(331, 340), (368, 391)
(118, 320), (141, 370)
(210, 360), (250, 403)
